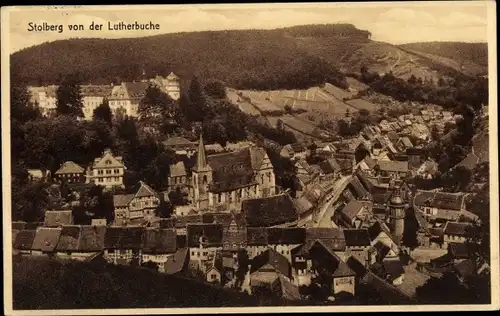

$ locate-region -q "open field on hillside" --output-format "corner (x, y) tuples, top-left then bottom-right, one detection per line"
(345, 98), (378, 111)
(346, 76), (370, 92)
(226, 88), (261, 116)
(237, 85), (360, 117)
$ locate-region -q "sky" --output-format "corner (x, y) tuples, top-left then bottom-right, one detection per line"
(5, 2), (491, 53)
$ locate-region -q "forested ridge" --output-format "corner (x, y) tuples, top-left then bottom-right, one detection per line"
(398, 42), (488, 67)
(10, 24), (369, 90)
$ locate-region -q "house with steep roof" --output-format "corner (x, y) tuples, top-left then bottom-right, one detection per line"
(267, 227), (306, 263)
(168, 161), (188, 188)
(355, 156), (377, 175)
(151, 72), (181, 100)
(162, 136), (197, 156)
(242, 193), (299, 228)
(186, 223), (224, 263)
(382, 257), (405, 285)
(54, 161), (86, 184)
(368, 241), (396, 265)
(203, 250), (223, 284)
(317, 158), (341, 182)
(108, 81), (149, 118)
(113, 181), (160, 226)
(413, 190), (468, 222)
(343, 229), (371, 267)
(190, 135), (276, 210)
(292, 238), (356, 295)
(395, 137), (413, 152)
(103, 226), (145, 265)
(335, 200), (372, 229)
(54, 225), (83, 258)
(31, 227), (62, 256)
(44, 210), (73, 227)
(280, 143), (307, 161)
(164, 248), (190, 275)
(13, 230), (37, 255)
(141, 228), (177, 270)
(443, 222), (472, 246)
(367, 221), (400, 255)
(87, 148), (126, 189)
(270, 274), (302, 301)
(249, 248), (292, 293)
(246, 227), (270, 259)
(375, 160), (409, 179)
(222, 214), (247, 253)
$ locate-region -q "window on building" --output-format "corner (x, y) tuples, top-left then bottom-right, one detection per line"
(191, 251), (195, 256)
(114, 169), (120, 174)
(211, 274), (217, 281)
(98, 170), (103, 175)
(105, 160), (112, 165)
(106, 170), (111, 174)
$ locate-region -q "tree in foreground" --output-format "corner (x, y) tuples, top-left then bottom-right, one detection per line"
(93, 97), (113, 124)
(56, 75), (84, 118)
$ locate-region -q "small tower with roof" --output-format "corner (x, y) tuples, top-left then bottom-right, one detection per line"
(192, 134), (212, 209)
(388, 187), (406, 239)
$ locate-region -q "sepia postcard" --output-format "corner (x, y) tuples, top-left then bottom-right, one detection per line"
(2, 2), (499, 315)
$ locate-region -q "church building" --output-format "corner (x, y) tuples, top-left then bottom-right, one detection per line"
(189, 135), (276, 211)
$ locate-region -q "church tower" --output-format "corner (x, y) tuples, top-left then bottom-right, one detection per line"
(388, 187), (406, 240)
(192, 134), (212, 209)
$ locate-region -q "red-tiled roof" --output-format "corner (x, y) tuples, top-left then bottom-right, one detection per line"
(186, 223), (224, 247)
(246, 227), (269, 245)
(242, 194), (298, 227)
(444, 222), (471, 237)
(55, 225), (82, 252)
(113, 194), (135, 208)
(32, 227), (62, 252)
(339, 200), (365, 222)
(250, 248), (291, 278)
(14, 230), (37, 250)
(377, 160), (408, 173)
(267, 227), (306, 245)
(343, 229), (371, 247)
(79, 225), (106, 251)
(54, 161), (84, 175)
(44, 210), (73, 227)
(142, 228), (177, 254)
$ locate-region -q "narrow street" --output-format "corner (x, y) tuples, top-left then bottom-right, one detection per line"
(314, 175), (352, 228)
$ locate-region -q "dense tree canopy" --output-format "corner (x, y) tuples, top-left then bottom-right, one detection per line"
(56, 76), (84, 117)
(93, 98), (112, 124)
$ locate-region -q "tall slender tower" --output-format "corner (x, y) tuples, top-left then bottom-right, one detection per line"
(192, 134), (212, 209)
(389, 187), (406, 240)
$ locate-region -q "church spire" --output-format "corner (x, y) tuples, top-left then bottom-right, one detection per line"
(195, 133), (209, 171)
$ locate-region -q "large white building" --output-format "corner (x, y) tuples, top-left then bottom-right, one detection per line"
(152, 72), (181, 100)
(28, 72), (181, 119)
(28, 85), (57, 117)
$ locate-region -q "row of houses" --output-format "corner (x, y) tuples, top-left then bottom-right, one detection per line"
(29, 148), (127, 190)
(28, 72), (181, 120)
(12, 218), (419, 301)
